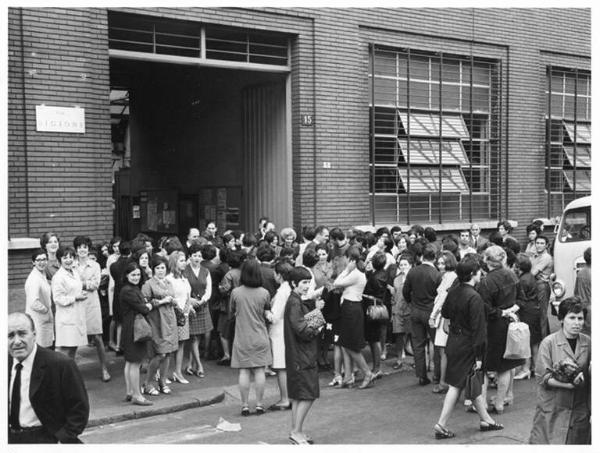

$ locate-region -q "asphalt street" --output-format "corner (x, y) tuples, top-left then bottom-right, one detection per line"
(81, 363), (538, 445)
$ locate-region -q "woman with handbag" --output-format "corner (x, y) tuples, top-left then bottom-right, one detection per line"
(284, 266), (325, 444)
(230, 259), (273, 416)
(433, 258), (503, 439)
(166, 250), (193, 384)
(529, 297), (591, 444)
(362, 251), (390, 380)
(141, 255), (178, 395)
(478, 246), (524, 414)
(428, 251), (459, 394)
(119, 262), (153, 406)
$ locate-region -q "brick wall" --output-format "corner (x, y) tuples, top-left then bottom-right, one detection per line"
(8, 7), (113, 285)
(8, 7), (590, 286)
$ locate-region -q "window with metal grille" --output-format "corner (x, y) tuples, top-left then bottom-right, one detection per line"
(369, 47), (501, 224)
(545, 68), (591, 217)
(108, 12), (289, 67)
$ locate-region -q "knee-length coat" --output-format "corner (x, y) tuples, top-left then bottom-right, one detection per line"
(284, 292), (321, 400)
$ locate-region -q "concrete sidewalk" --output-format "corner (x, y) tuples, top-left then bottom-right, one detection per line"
(76, 345), (230, 427)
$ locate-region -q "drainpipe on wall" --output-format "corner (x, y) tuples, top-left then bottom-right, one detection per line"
(311, 19), (318, 225)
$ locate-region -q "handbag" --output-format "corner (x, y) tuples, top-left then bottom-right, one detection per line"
(304, 308), (326, 330)
(173, 305), (186, 327)
(133, 313), (152, 342)
(503, 319), (531, 360)
(365, 295), (390, 321)
(464, 367), (484, 400)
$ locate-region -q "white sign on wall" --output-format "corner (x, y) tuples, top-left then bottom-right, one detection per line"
(36, 105), (85, 133)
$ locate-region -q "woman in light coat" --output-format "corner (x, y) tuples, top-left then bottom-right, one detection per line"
(24, 249), (54, 347)
(52, 246), (88, 358)
(267, 260), (294, 410)
(529, 297), (591, 444)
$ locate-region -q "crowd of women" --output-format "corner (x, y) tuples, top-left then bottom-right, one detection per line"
(22, 218), (591, 444)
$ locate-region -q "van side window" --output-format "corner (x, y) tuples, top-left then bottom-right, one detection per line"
(559, 207), (591, 243)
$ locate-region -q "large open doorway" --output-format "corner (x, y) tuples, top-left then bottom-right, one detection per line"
(110, 58), (291, 241)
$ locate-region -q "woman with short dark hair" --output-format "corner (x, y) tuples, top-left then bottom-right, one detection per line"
(52, 246), (88, 359)
(524, 224), (541, 257)
(120, 262), (154, 406)
(529, 297), (591, 444)
(433, 258), (503, 439)
(25, 249), (54, 347)
(141, 255), (178, 395)
(285, 266), (325, 444)
(230, 259), (272, 416)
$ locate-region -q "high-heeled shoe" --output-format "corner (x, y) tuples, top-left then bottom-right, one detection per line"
(479, 421), (504, 432)
(433, 423), (455, 439)
(514, 370), (531, 380)
(132, 397), (153, 406)
(171, 374), (189, 384)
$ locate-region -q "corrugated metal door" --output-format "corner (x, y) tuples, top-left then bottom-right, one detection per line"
(242, 81), (292, 231)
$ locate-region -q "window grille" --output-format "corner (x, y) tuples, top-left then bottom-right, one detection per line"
(369, 46), (502, 224)
(545, 67), (591, 217)
(108, 12), (289, 67)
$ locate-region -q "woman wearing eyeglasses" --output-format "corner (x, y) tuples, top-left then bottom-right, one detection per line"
(24, 249), (54, 347)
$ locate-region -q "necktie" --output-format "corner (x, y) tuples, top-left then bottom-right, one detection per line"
(10, 362), (23, 429)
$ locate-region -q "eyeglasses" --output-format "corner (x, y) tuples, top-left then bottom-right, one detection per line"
(34, 258), (48, 262)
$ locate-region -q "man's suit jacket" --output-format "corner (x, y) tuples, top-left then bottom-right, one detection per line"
(8, 347), (89, 443)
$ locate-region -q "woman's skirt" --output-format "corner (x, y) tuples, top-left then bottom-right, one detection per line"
(338, 300), (366, 352)
(188, 305), (213, 335)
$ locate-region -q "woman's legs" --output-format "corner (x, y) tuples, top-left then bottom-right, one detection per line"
(145, 353), (164, 388)
(436, 385), (461, 428)
(123, 361), (132, 396)
(291, 399), (315, 439)
(174, 340), (186, 378)
(341, 347), (354, 383)
(159, 354), (170, 386)
(238, 368), (251, 407)
(344, 347), (373, 380)
(530, 343), (539, 375)
(333, 345), (343, 378)
(128, 361), (143, 400)
(379, 323), (388, 359)
(473, 394), (496, 425)
(190, 335), (203, 372)
(276, 369), (290, 406)
(219, 334), (230, 360)
(59, 346), (77, 359)
(115, 323), (122, 351)
(93, 334), (110, 379)
(494, 370), (511, 411)
(439, 347), (447, 386)
(369, 341), (382, 373)
(395, 333), (406, 365)
(108, 318), (117, 349)
(252, 367), (266, 408)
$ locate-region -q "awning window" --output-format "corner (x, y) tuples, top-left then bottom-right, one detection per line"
(398, 112), (469, 138)
(563, 145), (591, 168)
(563, 122), (591, 144)
(563, 169), (591, 191)
(397, 139), (468, 165)
(398, 167), (469, 193)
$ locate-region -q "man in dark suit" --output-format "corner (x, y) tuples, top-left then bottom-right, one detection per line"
(403, 244), (442, 388)
(8, 312), (89, 443)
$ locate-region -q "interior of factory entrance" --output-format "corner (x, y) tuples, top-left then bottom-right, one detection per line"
(110, 58), (291, 242)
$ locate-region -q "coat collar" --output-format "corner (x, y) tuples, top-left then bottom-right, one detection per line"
(555, 328), (589, 362)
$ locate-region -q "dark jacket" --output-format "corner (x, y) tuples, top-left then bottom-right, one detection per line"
(109, 255), (132, 321)
(9, 347), (89, 443)
(402, 262), (441, 312)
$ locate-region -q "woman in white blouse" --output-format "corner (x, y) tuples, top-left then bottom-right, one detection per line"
(52, 246), (88, 358)
(166, 250), (192, 384)
(266, 260), (294, 410)
(332, 246), (375, 389)
(24, 249), (54, 347)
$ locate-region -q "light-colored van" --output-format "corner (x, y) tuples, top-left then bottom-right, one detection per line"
(550, 196), (591, 312)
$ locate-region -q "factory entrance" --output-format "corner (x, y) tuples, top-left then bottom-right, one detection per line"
(108, 12), (292, 240)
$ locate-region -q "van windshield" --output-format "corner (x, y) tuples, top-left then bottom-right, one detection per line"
(558, 206), (591, 243)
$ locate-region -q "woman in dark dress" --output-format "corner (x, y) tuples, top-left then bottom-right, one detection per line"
(433, 258), (503, 439)
(120, 262), (153, 406)
(479, 245), (524, 414)
(284, 266), (325, 445)
(514, 253), (541, 380)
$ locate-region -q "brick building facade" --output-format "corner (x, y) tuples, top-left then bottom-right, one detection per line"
(7, 7), (591, 286)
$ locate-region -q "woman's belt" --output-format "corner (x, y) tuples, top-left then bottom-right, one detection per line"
(362, 294), (383, 303)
